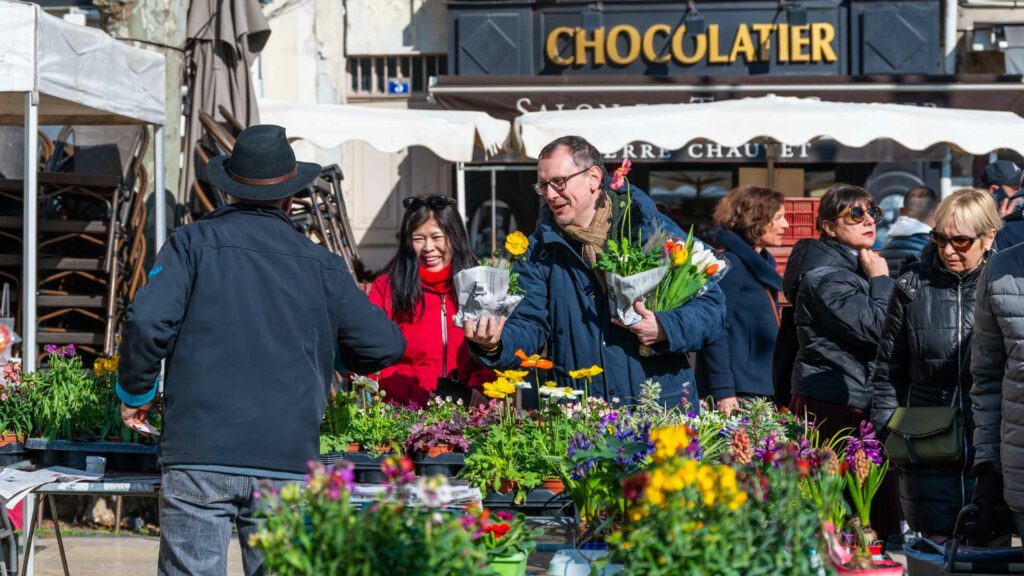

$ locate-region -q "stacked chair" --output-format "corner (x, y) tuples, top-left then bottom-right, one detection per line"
(0, 125), (150, 364)
(187, 108), (365, 280)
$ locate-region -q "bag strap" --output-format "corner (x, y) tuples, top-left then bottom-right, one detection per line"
(765, 288), (781, 328)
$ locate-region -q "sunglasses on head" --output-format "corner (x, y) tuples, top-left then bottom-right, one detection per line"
(930, 230), (983, 252)
(403, 195), (456, 212)
(836, 205), (883, 224)
(532, 167), (591, 195)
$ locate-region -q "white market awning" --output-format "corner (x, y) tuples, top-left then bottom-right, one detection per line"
(514, 94), (1024, 158)
(0, 1), (165, 125)
(0, 0), (167, 372)
(258, 99), (510, 163)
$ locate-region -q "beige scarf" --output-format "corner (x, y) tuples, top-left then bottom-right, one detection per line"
(560, 192), (614, 286)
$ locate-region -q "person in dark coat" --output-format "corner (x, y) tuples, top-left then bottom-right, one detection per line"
(982, 160), (1024, 251)
(464, 136), (726, 407)
(879, 186), (938, 278)
(117, 126), (406, 576)
(785, 184), (894, 429)
(696, 186), (788, 415)
(783, 184), (899, 540)
(872, 188), (1001, 541)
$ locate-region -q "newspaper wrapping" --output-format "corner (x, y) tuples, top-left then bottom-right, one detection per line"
(453, 266), (524, 328)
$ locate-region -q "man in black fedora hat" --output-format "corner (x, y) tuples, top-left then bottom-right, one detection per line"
(117, 125), (405, 575)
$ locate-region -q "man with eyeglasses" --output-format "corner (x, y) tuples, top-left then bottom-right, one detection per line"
(463, 135), (726, 407)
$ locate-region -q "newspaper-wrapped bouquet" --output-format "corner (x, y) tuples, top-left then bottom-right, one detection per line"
(453, 231), (529, 327)
(593, 160), (668, 326)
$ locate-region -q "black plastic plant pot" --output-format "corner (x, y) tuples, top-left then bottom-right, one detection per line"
(0, 443), (28, 467)
(34, 449), (65, 467)
(412, 452), (465, 478)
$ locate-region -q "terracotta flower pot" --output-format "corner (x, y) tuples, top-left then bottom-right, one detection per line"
(497, 480), (517, 494)
(427, 444), (454, 457)
(346, 442), (361, 453)
(0, 433), (25, 447)
(542, 477), (565, 494)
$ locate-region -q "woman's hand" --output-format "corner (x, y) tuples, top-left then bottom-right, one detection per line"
(716, 396), (740, 416)
(860, 249), (889, 278)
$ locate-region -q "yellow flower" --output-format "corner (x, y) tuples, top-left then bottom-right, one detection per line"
(504, 231), (529, 257)
(671, 247), (688, 267)
(495, 369), (529, 383)
(650, 424), (692, 464)
(92, 355), (119, 378)
(568, 365), (604, 380)
(483, 377), (516, 399)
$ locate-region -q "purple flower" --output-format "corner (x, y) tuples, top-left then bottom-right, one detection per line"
(44, 345), (58, 355)
(568, 433), (597, 479)
(845, 421), (883, 467)
(754, 431), (784, 467)
(495, 511), (514, 522)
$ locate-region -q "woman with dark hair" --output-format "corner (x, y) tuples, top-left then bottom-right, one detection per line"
(696, 186), (788, 415)
(367, 195), (491, 405)
(783, 184), (893, 433)
(782, 184), (899, 539)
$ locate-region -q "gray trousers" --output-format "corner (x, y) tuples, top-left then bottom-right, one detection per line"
(158, 469), (292, 576)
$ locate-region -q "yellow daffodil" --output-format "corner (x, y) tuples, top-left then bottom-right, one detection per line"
(504, 230), (529, 257)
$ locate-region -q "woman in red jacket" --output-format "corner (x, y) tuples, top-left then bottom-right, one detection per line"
(368, 195), (491, 405)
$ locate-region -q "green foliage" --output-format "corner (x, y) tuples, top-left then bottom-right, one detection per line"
(347, 395), (415, 455)
(460, 419), (546, 503)
(253, 468), (493, 576)
(593, 238), (663, 278)
(611, 460), (825, 576)
(29, 354), (103, 440)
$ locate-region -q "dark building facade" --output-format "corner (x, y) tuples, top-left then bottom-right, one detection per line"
(432, 0), (1024, 253)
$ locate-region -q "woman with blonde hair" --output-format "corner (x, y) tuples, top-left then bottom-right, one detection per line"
(871, 188), (1002, 541)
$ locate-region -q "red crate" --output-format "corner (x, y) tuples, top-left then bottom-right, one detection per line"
(784, 198), (820, 215)
(767, 246), (792, 305)
(781, 198), (820, 246)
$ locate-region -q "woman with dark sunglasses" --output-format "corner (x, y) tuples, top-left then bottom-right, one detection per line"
(365, 195), (492, 405)
(871, 188), (1003, 543)
(781, 184), (900, 537)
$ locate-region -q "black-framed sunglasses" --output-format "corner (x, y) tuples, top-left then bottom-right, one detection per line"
(930, 230), (983, 252)
(532, 167), (591, 196)
(836, 205), (883, 224)
(403, 195), (456, 212)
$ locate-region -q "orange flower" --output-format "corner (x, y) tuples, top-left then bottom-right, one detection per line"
(515, 349), (553, 370)
(705, 262), (720, 276)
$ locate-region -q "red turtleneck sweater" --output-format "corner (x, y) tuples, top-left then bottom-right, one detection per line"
(367, 265), (492, 405)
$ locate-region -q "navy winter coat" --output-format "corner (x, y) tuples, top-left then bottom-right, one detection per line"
(995, 211), (1024, 251)
(880, 233), (929, 279)
(695, 229), (782, 401)
(473, 187), (726, 408)
(118, 205), (406, 474)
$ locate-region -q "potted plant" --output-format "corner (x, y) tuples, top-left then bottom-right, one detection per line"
(464, 508), (539, 576)
(843, 422), (888, 568)
(319, 389), (358, 454)
(406, 415), (470, 457)
(460, 418), (542, 504)
(348, 393), (414, 457)
(0, 361), (30, 444)
(29, 345), (102, 441)
(252, 457), (494, 575)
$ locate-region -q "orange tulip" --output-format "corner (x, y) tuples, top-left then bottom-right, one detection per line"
(705, 263), (720, 276)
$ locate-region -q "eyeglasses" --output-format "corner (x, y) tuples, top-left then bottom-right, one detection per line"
(836, 205), (883, 224)
(930, 230), (983, 252)
(532, 168), (591, 195)
(403, 195), (456, 212)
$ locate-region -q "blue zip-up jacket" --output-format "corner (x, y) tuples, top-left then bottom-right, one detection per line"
(472, 186), (726, 408)
(695, 228), (782, 401)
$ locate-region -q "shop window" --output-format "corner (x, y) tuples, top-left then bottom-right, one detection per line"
(649, 170), (732, 238)
(347, 54), (447, 97)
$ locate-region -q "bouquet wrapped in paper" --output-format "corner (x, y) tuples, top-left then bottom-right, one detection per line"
(453, 231), (528, 328)
(594, 160), (668, 326)
(646, 227), (729, 313)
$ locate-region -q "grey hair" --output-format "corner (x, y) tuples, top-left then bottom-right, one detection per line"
(538, 136), (606, 180)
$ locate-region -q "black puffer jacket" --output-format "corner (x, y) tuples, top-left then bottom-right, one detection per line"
(783, 239), (895, 410)
(871, 242), (980, 535)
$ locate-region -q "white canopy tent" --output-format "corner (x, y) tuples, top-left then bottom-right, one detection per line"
(258, 99), (511, 217)
(514, 94), (1024, 194)
(0, 0), (166, 371)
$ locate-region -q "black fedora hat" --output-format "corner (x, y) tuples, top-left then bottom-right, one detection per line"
(205, 124), (321, 201)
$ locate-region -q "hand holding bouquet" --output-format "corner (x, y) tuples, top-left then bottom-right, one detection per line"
(454, 231), (529, 327)
(647, 227), (729, 313)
